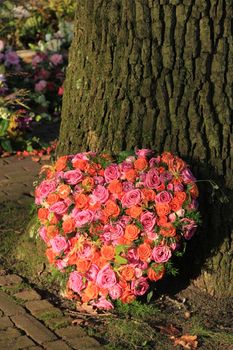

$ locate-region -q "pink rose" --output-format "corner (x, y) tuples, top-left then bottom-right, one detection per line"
(174, 183), (184, 192)
(181, 168), (196, 183)
(122, 181), (134, 192)
(145, 168), (161, 189)
(92, 185), (109, 204)
(136, 149), (154, 158)
(127, 248), (139, 264)
(118, 215), (131, 227)
(149, 157), (161, 167)
(152, 245), (172, 263)
(50, 236), (68, 253)
(155, 191), (173, 204)
(160, 172), (172, 183)
(77, 242), (93, 259)
(91, 297), (114, 310)
(74, 210), (94, 227)
(35, 180), (57, 204)
(102, 224), (124, 244)
(50, 53), (63, 66)
(39, 227), (49, 244)
(140, 211), (157, 232)
(188, 199), (199, 210)
(96, 265), (117, 289)
(68, 271), (85, 293)
(180, 218), (197, 240)
(119, 161), (134, 173)
(121, 189), (142, 208)
(93, 176), (105, 185)
(131, 277), (149, 296)
(35, 80), (47, 92)
(146, 231), (159, 240)
(55, 259), (67, 270)
(49, 201), (67, 215)
(5, 51), (20, 65)
(109, 284), (122, 300)
(63, 169), (83, 185)
(86, 264), (99, 281)
(31, 54), (43, 66)
(104, 164), (120, 183)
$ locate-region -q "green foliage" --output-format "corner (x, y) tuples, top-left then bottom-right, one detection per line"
(115, 300), (159, 319)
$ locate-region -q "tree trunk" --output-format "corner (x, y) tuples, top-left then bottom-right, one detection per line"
(58, 0), (233, 297)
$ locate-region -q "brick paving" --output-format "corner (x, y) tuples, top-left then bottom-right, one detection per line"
(0, 155), (103, 349)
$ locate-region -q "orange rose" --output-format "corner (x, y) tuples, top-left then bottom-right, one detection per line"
(101, 245), (115, 260)
(120, 266), (135, 281)
(189, 183), (199, 198)
(48, 213), (59, 225)
(134, 158), (148, 171)
(55, 156), (68, 171)
(170, 198), (182, 211)
(148, 264), (165, 281)
(160, 223), (176, 237)
(57, 184), (71, 199)
(125, 169), (137, 182)
(103, 200), (120, 218)
(121, 290), (136, 303)
(72, 158), (87, 171)
(46, 248), (56, 264)
(174, 191), (186, 203)
(82, 282), (99, 303)
(138, 243), (152, 262)
(76, 259), (91, 273)
(75, 193), (89, 209)
(155, 203), (171, 217)
(46, 193), (60, 205)
(141, 189), (156, 202)
(82, 177), (95, 191)
(124, 224), (140, 241)
(62, 217), (75, 234)
(86, 164), (97, 176)
(157, 216), (168, 226)
(125, 205), (142, 218)
(38, 208), (49, 221)
(108, 180), (123, 194)
(47, 225), (59, 238)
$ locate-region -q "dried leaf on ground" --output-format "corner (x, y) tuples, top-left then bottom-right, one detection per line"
(157, 324), (181, 336)
(76, 302), (98, 315)
(171, 334), (198, 349)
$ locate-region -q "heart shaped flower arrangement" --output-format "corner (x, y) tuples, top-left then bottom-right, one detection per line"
(35, 149), (200, 309)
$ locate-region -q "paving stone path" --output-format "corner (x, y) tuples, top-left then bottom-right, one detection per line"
(0, 156), (103, 349)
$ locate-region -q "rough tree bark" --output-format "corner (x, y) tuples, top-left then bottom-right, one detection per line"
(58, 0), (233, 297)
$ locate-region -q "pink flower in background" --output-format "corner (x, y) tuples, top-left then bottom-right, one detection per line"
(35, 80), (47, 92)
(96, 265), (117, 289)
(50, 53), (63, 66)
(68, 271), (85, 293)
(5, 51), (19, 65)
(50, 236), (68, 253)
(152, 245), (172, 263)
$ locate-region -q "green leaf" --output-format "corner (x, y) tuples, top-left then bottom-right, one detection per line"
(1, 139), (13, 152)
(146, 290), (153, 303)
(117, 150), (135, 163)
(115, 244), (128, 255)
(115, 255), (128, 265)
(0, 119), (9, 137)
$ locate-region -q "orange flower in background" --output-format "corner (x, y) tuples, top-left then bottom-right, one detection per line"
(76, 259), (91, 273)
(124, 224), (140, 241)
(134, 158), (148, 171)
(46, 248), (57, 264)
(138, 243), (152, 262)
(101, 245), (115, 260)
(82, 177), (95, 191)
(62, 217), (75, 234)
(126, 205), (142, 218)
(125, 169), (137, 182)
(103, 200), (120, 218)
(46, 193), (60, 205)
(160, 223), (176, 237)
(120, 266), (135, 281)
(142, 189), (156, 202)
(108, 179), (123, 194)
(72, 158), (87, 171)
(148, 264), (165, 281)
(155, 203), (171, 217)
(57, 184), (71, 199)
(75, 193), (89, 209)
(189, 183), (199, 198)
(38, 208), (49, 221)
(55, 156), (68, 171)
(82, 282), (99, 303)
